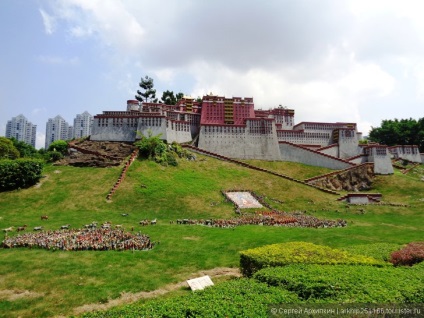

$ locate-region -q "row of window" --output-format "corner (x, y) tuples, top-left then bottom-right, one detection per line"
(278, 132), (330, 139)
(203, 126), (245, 134)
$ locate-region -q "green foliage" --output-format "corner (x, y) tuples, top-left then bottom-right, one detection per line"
(47, 140), (68, 155)
(369, 117), (424, 151)
(135, 131), (167, 162)
(44, 150), (64, 163)
(10, 137), (40, 158)
(0, 159), (44, 191)
(135, 75), (156, 102)
(81, 278), (298, 318)
(254, 264), (424, 303)
(161, 90), (185, 105)
(0, 137), (20, 159)
(135, 132), (193, 166)
(341, 243), (403, 262)
(240, 242), (385, 277)
(390, 242), (424, 266)
(169, 141), (191, 158)
(160, 90), (176, 105)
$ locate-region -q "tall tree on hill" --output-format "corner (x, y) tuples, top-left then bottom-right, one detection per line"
(161, 91), (185, 105)
(161, 90), (176, 105)
(176, 92), (184, 101)
(135, 75), (156, 103)
(368, 118), (424, 152)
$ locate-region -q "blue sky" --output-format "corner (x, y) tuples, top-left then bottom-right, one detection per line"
(1, 0), (423, 149)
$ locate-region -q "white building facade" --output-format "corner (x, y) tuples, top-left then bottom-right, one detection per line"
(5, 114), (37, 147)
(73, 111), (93, 139)
(45, 115), (72, 149)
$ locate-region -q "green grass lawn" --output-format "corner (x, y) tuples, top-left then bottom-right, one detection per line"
(0, 154), (423, 317)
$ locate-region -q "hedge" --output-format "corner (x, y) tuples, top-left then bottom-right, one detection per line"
(81, 278), (298, 318)
(254, 264), (424, 303)
(342, 242), (403, 262)
(0, 159), (44, 191)
(240, 242), (386, 277)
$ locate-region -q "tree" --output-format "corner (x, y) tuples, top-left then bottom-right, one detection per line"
(369, 118), (424, 152)
(10, 138), (39, 158)
(161, 90), (177, 105)
(47, 140), (68, 155)
(135, 75), (156, 103)
(0, 137), (20, 159)
(176, 92), (184, 101)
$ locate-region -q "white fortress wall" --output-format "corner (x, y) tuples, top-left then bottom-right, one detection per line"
(365, 147), (394, 174)
(278, 142), (352, 170)
(338, 129), (362, 159)
(136, 117), (167, 140)
(198, 121), (281, 160)
(165, 120), (193, 143)
(277, 130), (331, 147)
(317, 144), (339, 157)
(91, 116), (139, 142)
(389, 146), (422, 163)
(348, 155), (368, 165)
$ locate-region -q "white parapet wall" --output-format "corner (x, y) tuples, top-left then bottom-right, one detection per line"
(365, 146), (394, 174)
(198, 124), (281, 160)
(279, 142), (353, 170)
(91, 117), (138, 142)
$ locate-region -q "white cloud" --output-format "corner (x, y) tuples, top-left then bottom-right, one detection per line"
(50, 0), (145, 53)
(39, 8), (56, 34)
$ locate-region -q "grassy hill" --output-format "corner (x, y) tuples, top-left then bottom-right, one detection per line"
(0, 153), (423, 317)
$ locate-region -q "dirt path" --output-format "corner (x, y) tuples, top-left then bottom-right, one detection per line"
(70, 267), (241, 316)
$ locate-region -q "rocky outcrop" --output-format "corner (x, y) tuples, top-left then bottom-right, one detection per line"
(305, 163), (374, 192)
(54, 140), (137, 167)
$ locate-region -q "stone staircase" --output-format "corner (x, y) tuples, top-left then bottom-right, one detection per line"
(106, 149), (139, 200)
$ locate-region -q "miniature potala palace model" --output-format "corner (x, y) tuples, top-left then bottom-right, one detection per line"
(90, 95), (422, 174)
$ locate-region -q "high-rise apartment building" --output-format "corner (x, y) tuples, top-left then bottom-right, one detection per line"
(73, 111), (93, 139)
(5, 114), (37, 147)
(45, 115), (72, 149)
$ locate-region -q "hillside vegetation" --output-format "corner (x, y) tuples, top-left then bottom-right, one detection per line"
(0, 152), (423, 317)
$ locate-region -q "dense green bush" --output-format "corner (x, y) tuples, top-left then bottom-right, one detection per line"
(254, 264), (424, 303)
(0, 159), (44, 191)
(47, 140), (68, 155)
(44, 150), (64, 163)
(81, 278), (298, 318)
(135, 132), (193, 166)
(240, 242), (385, 277)
(342, 243), (403, 262)
(0, 137), (20, 159)
(390, 242), (424, 266)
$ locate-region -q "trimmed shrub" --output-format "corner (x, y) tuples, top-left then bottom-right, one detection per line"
(390, 242), (424, 266)
(0, 159), (44, 191)
(47, 140), (68, 155)
(342, 243), (403, 262)
(81, 278), (298, 318)
(254, 264), (424, 303)
(240, 242), (385, 277)
(44, 150), (64, 163)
